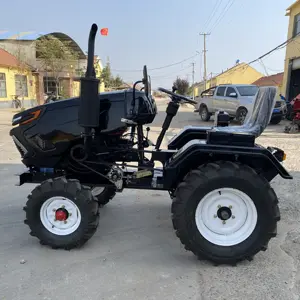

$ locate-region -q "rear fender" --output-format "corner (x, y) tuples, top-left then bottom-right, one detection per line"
(164, 140), (292, 189)
(168, 126), (211, 150)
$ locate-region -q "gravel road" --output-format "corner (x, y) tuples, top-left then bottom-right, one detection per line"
(0, 104), (300, 300)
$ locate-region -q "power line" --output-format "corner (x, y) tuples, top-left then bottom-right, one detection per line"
(203, 0), (223, 31)
(150, 64), (193, 79)
(208, 0), (236, 33)
(111, 53), (200, 73)
(203, 33), (299, 81)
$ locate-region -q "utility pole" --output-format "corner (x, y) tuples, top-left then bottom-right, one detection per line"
(191, 62), (195, 100)
(199, 33), (210, 90)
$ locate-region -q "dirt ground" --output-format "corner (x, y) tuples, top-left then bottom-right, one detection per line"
(0, 103), (300, 300)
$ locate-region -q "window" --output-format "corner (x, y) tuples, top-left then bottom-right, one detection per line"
(0, 73), (7, 98)
(43, 77), (61, 95)
(236, 86), (258, 96)
(216, 86), (226, 96)
(294, 14), (300, 37)
(15, 75), (28, 97)
(201, 87), (216, 97)
(225, 87), (236, 97)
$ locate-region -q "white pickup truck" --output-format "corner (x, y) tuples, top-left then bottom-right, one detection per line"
(195, 84), (259, 123)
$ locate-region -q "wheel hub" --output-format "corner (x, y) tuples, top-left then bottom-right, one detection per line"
(55, 208), (69, 221)
(217, 206), (232, 221)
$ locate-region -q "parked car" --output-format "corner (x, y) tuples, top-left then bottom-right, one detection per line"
(270, 97), (287, 124)
(194, 84), (287, 124)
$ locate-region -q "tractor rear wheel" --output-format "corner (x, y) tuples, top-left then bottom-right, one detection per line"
(171, 161), (280, 265)
(23, 178), (99, 250)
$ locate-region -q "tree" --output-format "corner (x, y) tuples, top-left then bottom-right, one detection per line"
(173, 77), (190, 95)
(36, 36), (79, 97)
(99, 62), (112, 87)
(111, 75), (123, 88)
(99, 62), (124, 89)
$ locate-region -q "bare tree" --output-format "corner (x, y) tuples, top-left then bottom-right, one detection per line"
(36, 36), (79, 97)
(13, 41), (32, 108)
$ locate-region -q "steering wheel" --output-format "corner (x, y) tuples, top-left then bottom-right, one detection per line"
(158, 87), (197, 105)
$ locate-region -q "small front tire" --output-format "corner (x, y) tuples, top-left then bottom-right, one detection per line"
(91, 186), (116, 206)
(172, 161), (280, 265)
(23, 178), (99, 250)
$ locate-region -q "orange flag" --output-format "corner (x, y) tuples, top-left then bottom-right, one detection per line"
(100, 28), (108, 36)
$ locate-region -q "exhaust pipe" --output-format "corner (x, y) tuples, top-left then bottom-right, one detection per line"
(78, 23), (100, 153)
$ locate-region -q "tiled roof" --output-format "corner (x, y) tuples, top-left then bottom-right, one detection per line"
(252, 72), (284, 87)
(0, 48), (20, 68)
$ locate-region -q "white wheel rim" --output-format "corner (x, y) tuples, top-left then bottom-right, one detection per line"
(91, 187), (105, 196)
(195, 188), (258, 246)
(40, 197), (81, 236)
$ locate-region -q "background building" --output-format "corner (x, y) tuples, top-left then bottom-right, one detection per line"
(193, 62), (263, 96)
(282, 0), (300, 100)
(252, 72), (284, 96)
(0, 48), (37, 108)
(0, 31), (104, 108)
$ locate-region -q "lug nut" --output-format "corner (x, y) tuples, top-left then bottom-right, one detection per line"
(232, 215), (235, 219)
(52, 209), (56, 212)
(69, 213), (72, 217)
(229, 205), (232, 209)
(222, 220), (226, 225)
(217, 205), (221, 208)
(214, 215), (217, 218)
(64, 220), (67, 224)
(61, 205), (65, 208)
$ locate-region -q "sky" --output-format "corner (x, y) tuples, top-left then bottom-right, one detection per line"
(0, 0), (295, 89)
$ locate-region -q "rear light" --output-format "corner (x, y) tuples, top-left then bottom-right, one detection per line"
(268, 146), (286, 162)
(12, 108), (42, 126)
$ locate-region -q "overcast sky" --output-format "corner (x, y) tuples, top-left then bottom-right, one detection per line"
(1, 0), (294, 88)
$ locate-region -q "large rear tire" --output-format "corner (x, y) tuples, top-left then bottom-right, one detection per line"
(171, 161), (280, 265)
(23, 178), (99, 250)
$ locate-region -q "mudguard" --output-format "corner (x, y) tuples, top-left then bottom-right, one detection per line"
(168, 125), (211, 150)
(164, 139), (292, 189)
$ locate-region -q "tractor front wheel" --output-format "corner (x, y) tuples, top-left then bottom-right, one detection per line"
(23, 178), (99, 250)
(171, 161), (280, 265)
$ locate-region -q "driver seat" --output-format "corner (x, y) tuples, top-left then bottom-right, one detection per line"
(211, 86), (277, 137)
(167, 86), (276, 149)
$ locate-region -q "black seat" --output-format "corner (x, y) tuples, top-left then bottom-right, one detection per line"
(168, 87), (277, 150)
(209, 86), (277, 138)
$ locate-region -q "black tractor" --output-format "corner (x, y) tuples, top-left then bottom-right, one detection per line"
(10, 24), (292, 265)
